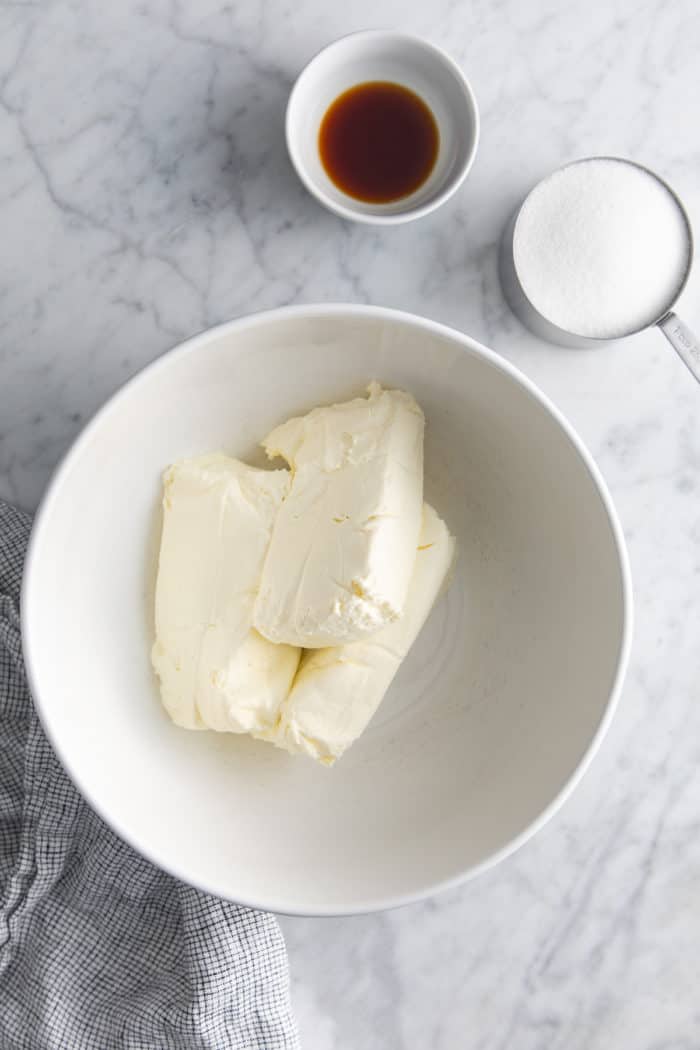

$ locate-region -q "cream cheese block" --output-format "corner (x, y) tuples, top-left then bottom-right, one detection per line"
(253, 382), (424, 648)
(151, 453), (300, 733)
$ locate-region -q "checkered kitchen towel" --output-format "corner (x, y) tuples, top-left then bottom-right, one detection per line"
(0, 501), (299, 1050)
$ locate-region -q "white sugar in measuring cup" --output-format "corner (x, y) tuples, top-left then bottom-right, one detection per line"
(500, 157), (700, 383)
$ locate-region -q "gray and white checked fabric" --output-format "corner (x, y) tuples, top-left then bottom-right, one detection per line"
(0, 500), (300, 1050)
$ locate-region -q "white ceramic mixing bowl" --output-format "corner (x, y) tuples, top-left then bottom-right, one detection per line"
(22, 305), (632, 915)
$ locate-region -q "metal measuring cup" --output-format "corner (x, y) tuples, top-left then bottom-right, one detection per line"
(499, 157), (700, 383)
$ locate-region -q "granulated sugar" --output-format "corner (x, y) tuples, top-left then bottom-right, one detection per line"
(513, 158), (690, 338)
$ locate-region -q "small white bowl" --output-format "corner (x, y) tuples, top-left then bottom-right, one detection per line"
(286, 31), (480, 224)
(22, 305), (631, 916)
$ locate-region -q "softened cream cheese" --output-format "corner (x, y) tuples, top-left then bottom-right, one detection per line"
(152, 453), (300, 734)
(253, 383), (424, 648)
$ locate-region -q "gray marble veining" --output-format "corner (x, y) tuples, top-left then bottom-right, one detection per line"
(2, 0), (700, 1047)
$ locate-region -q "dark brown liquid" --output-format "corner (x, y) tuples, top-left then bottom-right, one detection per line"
(319, 81), (439, 204)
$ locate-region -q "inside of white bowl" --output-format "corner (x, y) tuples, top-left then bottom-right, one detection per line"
(23, 308), (629, 914)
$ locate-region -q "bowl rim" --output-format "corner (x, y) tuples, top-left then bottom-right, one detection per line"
(21, 302), (633, 916)
(285, 29), (481, 225)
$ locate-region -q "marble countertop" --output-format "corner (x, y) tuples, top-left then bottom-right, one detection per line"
(2, 0), (699, 1046)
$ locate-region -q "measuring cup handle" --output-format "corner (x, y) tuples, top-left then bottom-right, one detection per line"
(658, 311), (700, 383)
